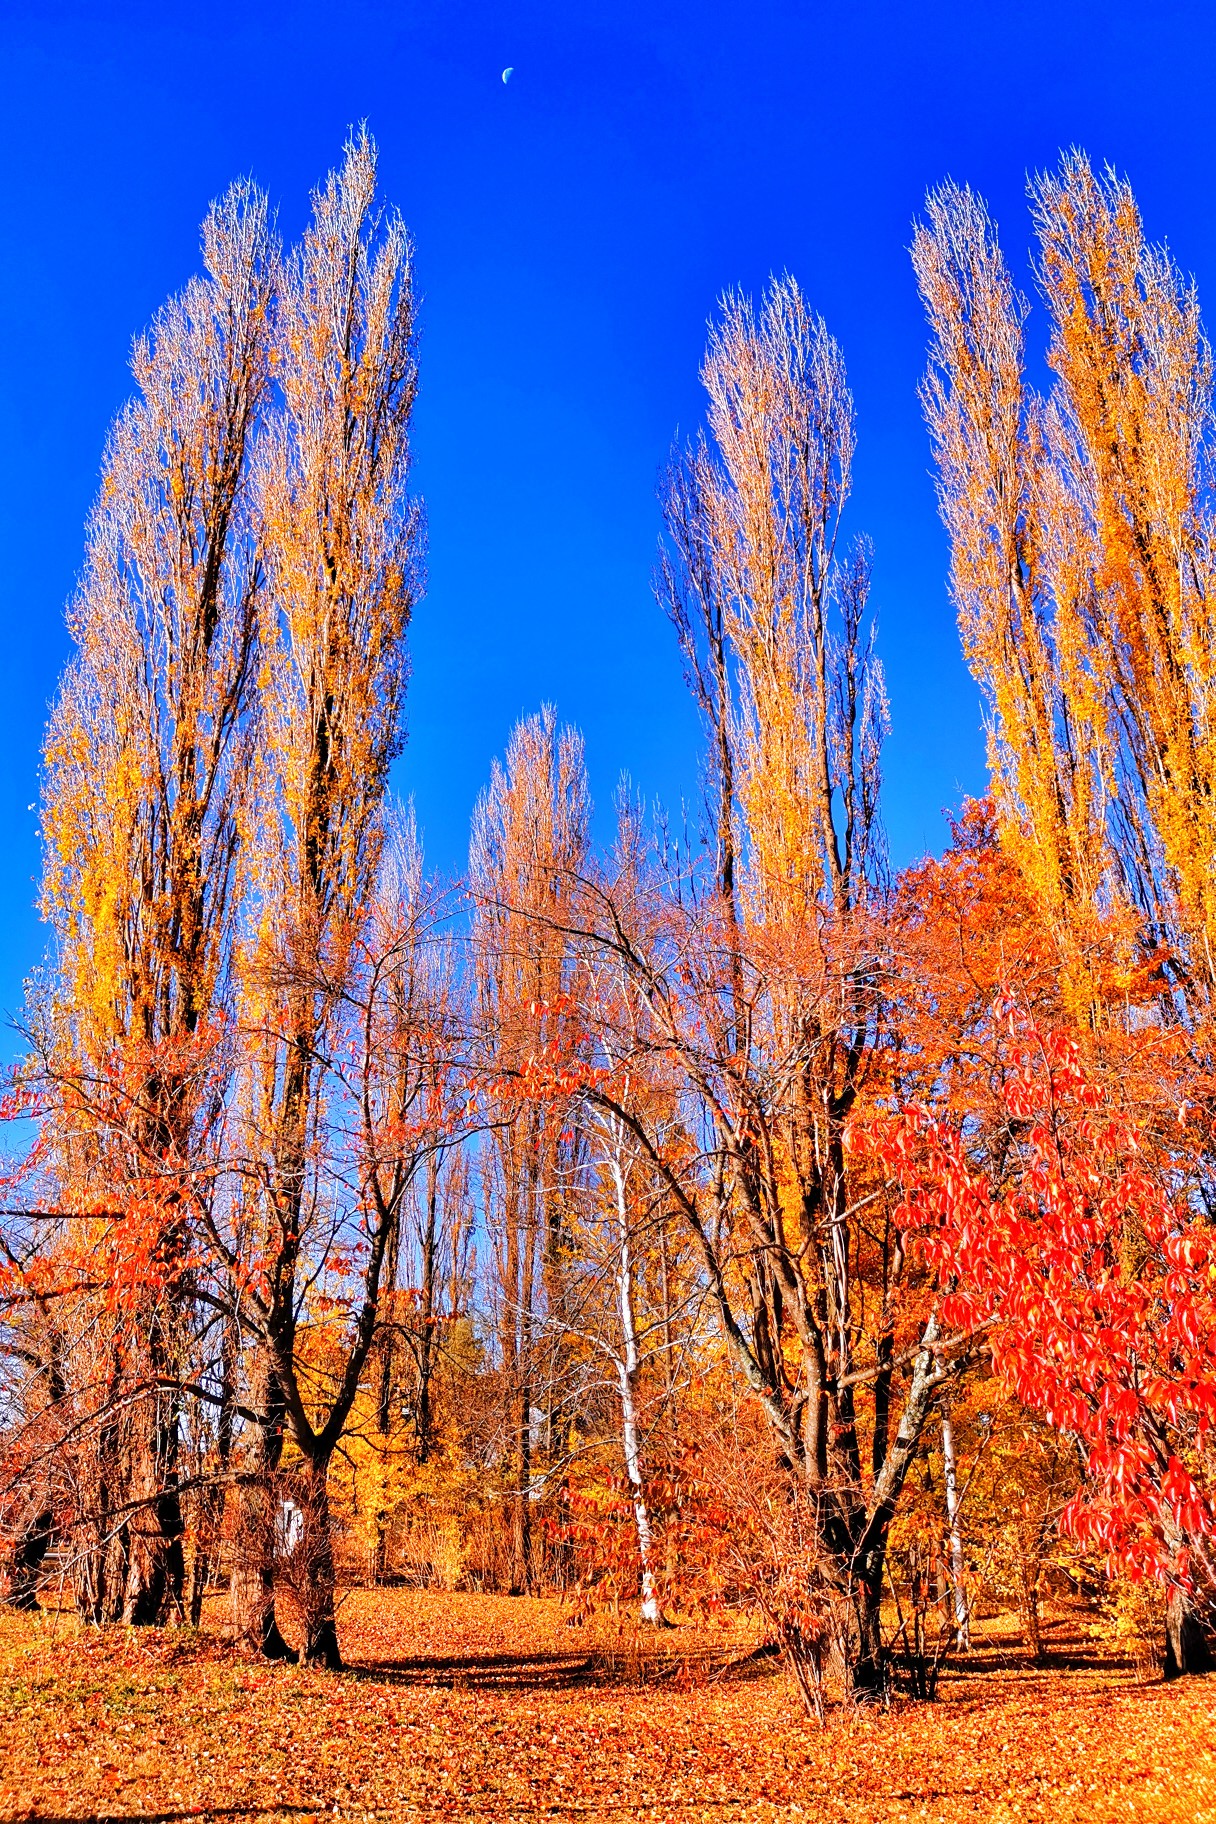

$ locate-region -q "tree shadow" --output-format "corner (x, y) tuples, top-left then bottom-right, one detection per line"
(347, 1647), (599, 1689)
(29, 1808), (322, 1824)
(345, 1640), (784, 1692)
(946, 1624), (1144, 1680)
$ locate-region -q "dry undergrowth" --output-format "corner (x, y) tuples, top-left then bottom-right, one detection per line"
(0, 1591), (1213, 1823)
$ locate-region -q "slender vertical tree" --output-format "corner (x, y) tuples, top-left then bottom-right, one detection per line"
(470, 707), (590, 1592)
(569, 281), (965, 1695)
(913, 155), (1216, 1012)
(38, 180), (274, 1623)
(229, 129), (422, 1665)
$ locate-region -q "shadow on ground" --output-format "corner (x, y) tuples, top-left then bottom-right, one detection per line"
(25, 1809), (322, 1824)
(345, 1638), (785, 1692)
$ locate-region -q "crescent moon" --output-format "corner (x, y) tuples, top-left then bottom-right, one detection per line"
(502, 66), (514, 83)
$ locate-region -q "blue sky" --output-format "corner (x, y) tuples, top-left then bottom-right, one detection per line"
(2, 0), (1215, 1029)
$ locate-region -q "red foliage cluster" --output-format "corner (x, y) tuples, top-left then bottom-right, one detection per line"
(865, 1019), (1216, 1599)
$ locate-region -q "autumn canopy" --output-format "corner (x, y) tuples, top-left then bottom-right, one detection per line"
(3, 135), (1216, 1719)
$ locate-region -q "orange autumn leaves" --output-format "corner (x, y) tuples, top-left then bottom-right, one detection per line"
(2, 1591), (1216, 1823)
(9, 134), (1216, 1706)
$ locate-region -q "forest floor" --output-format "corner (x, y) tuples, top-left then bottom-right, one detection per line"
(0, 1588), (1212, 1823)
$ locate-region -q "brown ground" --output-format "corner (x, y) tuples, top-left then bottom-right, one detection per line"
(0, 1590), (1212, 1822)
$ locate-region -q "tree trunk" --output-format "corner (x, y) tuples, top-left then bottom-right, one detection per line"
(512, 1396), (533, 1596)
(5, 1511), (54, 1610)
(415, 1153), (438, 1463)
(121, 1483), (184, 1626)
(300, 1454), (342, 1669)
(74, 1388), (127, 1625)
(609, 1121), (661, 1623)
(509, 1145), (539, 1596)
(187, 1312), (238, 1629)
(940, 1412), (969, 1648)
(121, 1325), (186, 1625)
(229, 1352), (297, 1661)
(852, 1559), (888, 1698)
(1164, 1587), (1215, 1679)
(185, 1532), (209, 1630)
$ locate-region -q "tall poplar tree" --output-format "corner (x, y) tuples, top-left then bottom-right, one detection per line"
(228, 130), (423, 1667)
(914, 153), (1216, 1015)
(39, 181), (273, 1623)
(470, 707), (590, 1592)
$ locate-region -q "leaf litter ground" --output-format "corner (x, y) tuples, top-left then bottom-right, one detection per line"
(0, 1591), (1212, 1823)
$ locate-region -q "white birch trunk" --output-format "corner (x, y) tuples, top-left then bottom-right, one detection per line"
(607, 1117), (661, 1623)
(941, 1411), (969, 1647)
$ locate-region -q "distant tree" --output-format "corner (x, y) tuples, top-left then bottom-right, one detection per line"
(470, 706), (590, 1592)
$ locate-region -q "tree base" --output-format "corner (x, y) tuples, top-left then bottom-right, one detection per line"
(261, 1613), (300, 1665)
(304, 1616), (342, 1670)
(1164, 1591), (1214, 1680)
(851, 1652), (890, 1702)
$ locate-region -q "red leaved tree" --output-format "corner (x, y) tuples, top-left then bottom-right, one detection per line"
(868, 1015), (1216, 1675)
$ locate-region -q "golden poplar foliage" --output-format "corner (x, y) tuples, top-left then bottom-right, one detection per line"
(252, 127), (420, 994)
(42, 180), (272, 1089)
(914, 153), (1216, 1007)
(238, 123), (421, 1285)
(662, 277), (887, 931)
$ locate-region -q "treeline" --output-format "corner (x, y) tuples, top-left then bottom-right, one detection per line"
(2, 139), (1215, 1709)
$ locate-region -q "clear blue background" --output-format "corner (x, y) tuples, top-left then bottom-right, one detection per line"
(3, 0), (1214, 1029)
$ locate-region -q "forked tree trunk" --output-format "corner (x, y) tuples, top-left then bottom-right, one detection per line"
(121, 1485), (184, 1625)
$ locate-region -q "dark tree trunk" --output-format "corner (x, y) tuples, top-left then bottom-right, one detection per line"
(230, 1351), (297, 1662)
(300, 1455), (342, 1669)
(851, 1554), (889, 1699)
(6, 1511), (54, 1610)
(1164, 1588), (1215, 1679)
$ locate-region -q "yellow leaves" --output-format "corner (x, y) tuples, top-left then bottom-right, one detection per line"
(675, 278), (883, 928)
(916, 154), (1216, 1020)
